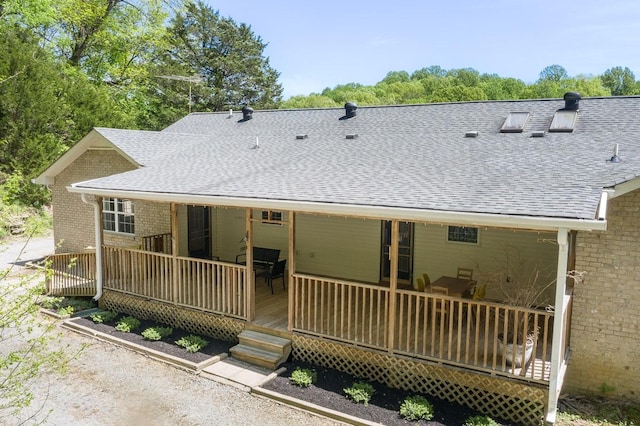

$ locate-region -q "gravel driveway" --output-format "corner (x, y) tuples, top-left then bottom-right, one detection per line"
(1, 236), (340, 426)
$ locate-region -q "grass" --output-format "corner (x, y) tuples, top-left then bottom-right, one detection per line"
(556, 395), (640, 425)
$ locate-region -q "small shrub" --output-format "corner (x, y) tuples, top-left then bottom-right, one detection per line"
(175, 335), (209, 353)
(289, 367), (317, 387)
(463, 415), (499, 426)
(344, 381), (375, 405)
(142, 326), (173, 341)
(56, 305), (74, 316)
(41, 296), (63, 309)
(400, 395), (434, 421)
(115, 316), (141, 332)
(89, 311), (118, 324)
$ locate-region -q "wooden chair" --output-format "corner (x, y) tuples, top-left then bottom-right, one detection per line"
(457, 267), (474, 281)
(468, 283), (487, 327)
(256, 259), (287, 294)
(431, 285), (449, 323)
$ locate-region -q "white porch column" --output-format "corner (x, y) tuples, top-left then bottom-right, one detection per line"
(546, 227), (569, 425)
(387, 220), (399, 354)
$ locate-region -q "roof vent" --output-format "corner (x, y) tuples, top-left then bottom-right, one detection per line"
(345, 134), (359, 139)
(228, 109), (233, 118)
(239, 105), (253, 122)
(562, 92), (581, 111)
(609, 144), (621, 163)
(531, 131), (545, 138)
(465, 131), (479, 138)
(295, 134), (308, 140)
(339, 102), (357, 120)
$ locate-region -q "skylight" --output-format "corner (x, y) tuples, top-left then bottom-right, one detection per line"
(549, 110), (578, 132)
(500, 112), (530, 133)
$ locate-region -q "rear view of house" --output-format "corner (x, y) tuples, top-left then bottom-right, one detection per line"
(35, 94), (640, 425)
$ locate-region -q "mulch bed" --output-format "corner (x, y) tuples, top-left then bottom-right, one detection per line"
(263, 360), (517, 426)
(72, 315), (234, 363)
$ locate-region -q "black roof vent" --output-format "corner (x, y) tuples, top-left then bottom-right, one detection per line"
(340, 102), (357, 120)
(562, 92), (581, 111)
(239, 105), (253, 122)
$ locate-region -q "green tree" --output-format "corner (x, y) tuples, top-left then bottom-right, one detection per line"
(538, 64), (569, 82)
(0, 239), (75, 421)
(600, 66), (639, 96)
(163, 0), (282, 111)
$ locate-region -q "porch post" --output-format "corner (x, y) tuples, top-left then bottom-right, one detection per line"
(171, 203), (179, 305)
(546, 227), (569, 425)
(387, 220), (399, 354)
(287, 211), (296, 331)
(246, 208), (255, 321)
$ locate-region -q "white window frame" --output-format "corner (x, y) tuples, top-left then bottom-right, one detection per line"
(103, 198), (135, 235)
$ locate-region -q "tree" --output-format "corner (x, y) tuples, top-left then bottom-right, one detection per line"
(600, 66), (639, 96)
(163, 0), (282, 111)
(538, 64), (569, 82)
(0, 238), (74, 421)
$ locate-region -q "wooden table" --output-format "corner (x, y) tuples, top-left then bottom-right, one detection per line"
(430, 276), (474, 298)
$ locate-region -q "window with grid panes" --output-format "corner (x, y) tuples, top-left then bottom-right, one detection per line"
(103, 198), (135, 235)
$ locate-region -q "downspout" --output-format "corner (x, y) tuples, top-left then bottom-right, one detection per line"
(546, 227), (569, 425)
(81, 193), (103, 301)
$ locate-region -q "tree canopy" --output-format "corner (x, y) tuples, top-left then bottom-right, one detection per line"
(1, 0), (640, 207)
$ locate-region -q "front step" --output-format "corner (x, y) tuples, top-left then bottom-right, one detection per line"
(230, 330), (292, 370)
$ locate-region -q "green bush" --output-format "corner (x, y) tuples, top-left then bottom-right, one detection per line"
(344, 381), (375, 405)
(89, 311), (118, 324)
(289, 367), (317, 387)
(40, 296), (63, 310)
(114, 316), (141, 332)
(463, 415), (499, 426)
(399, 395), (434, 421)
(175, 335), (209, 353)
(142, 326), (173, 341)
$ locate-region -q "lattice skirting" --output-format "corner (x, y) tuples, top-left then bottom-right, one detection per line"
(100, 290), (243, 343)
(292, 334), (547, 426)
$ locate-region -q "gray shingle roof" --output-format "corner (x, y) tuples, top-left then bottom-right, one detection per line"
(74, 96), (640, 221)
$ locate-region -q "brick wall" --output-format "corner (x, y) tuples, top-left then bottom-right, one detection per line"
(51, 149), (170, 253)
(567, 190), (640, 400)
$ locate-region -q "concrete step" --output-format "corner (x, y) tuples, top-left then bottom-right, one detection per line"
(238, 329), (292, 357)
(230, 344), (284, 370)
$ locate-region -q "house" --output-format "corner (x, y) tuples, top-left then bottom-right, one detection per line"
(35, 94), (640, 425)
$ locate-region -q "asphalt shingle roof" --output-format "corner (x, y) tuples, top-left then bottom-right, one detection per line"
(74, 96), (640, 221)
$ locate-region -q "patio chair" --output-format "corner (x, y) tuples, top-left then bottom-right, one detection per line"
(457, 267), (474, 281)
(414, 277), (426, 292)
(256, 259), (287, 294)
(422, 273), (431, 288)
(431, 285), (449, 323)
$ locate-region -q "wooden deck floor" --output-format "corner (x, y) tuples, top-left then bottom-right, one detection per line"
(253, 276), (289, 330)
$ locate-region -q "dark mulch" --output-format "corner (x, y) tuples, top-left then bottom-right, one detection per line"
(72, 315), (234, 363)
(263, 361), (517, 426)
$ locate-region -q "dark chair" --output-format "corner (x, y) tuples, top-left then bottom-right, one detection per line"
(256, 259), (287, 294)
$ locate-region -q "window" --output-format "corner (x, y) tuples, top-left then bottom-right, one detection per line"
(549, 110), (578, 132)
(103, 198), (135, 235)
(261, 210), (282, 224)
(447, 226), (478, 244)
(500, 112), (530, 133)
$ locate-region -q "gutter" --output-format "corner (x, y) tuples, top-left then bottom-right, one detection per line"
(68, 186), (607, 232)
(80, 193), (103, 301)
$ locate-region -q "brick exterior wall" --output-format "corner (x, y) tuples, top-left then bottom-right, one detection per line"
(567, 190), (640, 400)
(51, 149), (170, 253)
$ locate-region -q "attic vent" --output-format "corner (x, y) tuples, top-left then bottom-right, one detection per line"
(339, 102), (357, 120)
(465, 131), (478, 138)
(531, 131), (545, 138)
(562, 91), (581, 111)
(239, 105), (253, 122)
(345, 134), (359, 139)
(500, 112), (530, 133)
(295, 134), (308, 140)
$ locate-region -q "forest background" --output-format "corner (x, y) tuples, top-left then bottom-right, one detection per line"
(1, 0), (639, 231)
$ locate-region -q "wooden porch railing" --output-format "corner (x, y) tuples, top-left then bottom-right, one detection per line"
(292, 274), (390, 350)
(44, 252), (97, 296)
(292, 274), (555, 382)
(103, 247), (247, 319)
(141, 232), (172, 254)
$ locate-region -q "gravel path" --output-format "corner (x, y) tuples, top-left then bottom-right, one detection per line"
(1, 236), (341, 426)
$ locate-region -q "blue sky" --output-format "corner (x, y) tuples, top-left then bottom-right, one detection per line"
(206, 0), (640, 99)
